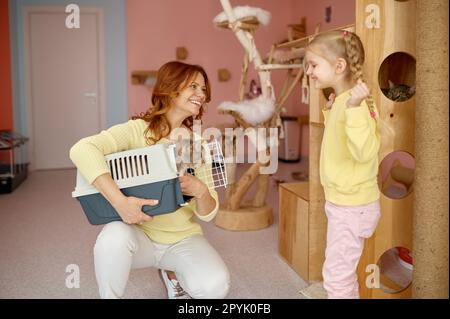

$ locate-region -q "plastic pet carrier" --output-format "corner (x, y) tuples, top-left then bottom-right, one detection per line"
(72, 139), (227, 225)
(0, 131), (29, 194)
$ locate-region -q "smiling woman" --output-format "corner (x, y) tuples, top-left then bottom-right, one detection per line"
(170, 73), (208, 119)
(69, 61), (229, 300)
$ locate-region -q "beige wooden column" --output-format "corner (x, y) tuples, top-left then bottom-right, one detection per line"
(414, 0), (449, 298)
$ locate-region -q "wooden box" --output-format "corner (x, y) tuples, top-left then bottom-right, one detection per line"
(279, 182), (326, 282)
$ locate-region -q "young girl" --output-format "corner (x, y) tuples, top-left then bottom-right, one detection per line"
(70, 61), (230, 299)
(305, 30), (381, 299)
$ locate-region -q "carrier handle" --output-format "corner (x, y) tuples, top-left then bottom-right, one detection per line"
(181, 167), (196, 202)
(140, 178), (188, 214)
(141, 200), (162, 213)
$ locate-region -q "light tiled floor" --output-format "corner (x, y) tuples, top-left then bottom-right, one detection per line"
(0, 159), (310, 299)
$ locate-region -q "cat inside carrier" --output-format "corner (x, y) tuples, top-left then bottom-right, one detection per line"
(72, 139), (227, 225)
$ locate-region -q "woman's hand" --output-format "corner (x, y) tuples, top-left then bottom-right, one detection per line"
(179, 174), (208, 198)
(113, 196), (158, 225)
(180, 173), (216, 217)
(347, 79), (370, 108)
(92, 173), (158, 225)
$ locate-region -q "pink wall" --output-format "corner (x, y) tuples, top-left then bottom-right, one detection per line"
(292, 0), (355, 34)
(126, 0), (355, 158)
(127, 0), (290, 123)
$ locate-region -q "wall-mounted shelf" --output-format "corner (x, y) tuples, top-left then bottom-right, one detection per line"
(131, 70), (158, 85)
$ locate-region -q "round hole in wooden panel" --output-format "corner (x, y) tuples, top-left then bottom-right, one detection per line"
(377, 247), (413, 294)
(379, 52), (416, 102)
(378, 151), (415, 199)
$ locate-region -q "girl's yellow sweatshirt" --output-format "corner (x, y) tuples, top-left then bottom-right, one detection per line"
(321, 90), (381, 206)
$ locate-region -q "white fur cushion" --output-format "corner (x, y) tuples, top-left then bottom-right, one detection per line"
(218, 95), (275, 126)
(213, 6), (271, 26)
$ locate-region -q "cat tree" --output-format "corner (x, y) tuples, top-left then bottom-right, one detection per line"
(213, 0), (305, 230)
(284, 1), (416, 296)
(277, 0), (447, 299)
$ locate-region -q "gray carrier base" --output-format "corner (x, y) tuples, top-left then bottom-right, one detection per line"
(76, 177), (188, 225)
(72, 140), (227, 225)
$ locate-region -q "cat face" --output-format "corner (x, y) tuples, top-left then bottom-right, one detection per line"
(382, 80), (416, 102)
(174, 137), (204, 173)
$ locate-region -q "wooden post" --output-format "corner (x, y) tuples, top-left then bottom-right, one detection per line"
(356, 0), (415, 299)
(239, 51), (249, 101)
(228, 161), (260, 210)
(252, 174), (269, 208)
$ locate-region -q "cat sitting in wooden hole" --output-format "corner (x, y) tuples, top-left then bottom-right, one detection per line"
(381, 80), (416, 102)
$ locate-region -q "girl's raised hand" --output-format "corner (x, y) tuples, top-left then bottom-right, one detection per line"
(347, 80), (370, 108)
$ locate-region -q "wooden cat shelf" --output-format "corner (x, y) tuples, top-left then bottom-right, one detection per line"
(131, 70), (158, 85)
(215, 16), (261, 32)
(277, 23), (355, 49)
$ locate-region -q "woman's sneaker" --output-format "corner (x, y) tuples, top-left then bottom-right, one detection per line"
(159, 269), (191, 299)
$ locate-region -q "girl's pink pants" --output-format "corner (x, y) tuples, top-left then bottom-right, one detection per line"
(322, 200), (381, 299)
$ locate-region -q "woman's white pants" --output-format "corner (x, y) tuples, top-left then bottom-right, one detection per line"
(93, 221), (230, 299)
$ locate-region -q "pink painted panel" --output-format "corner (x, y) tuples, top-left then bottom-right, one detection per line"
(0, 0), (13, 130)
(291, 0), (355, 34)
(126, 0), (355, 159)
(126, 0), (294, 123)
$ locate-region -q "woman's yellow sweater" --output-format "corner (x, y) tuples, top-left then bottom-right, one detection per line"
(70, 119), (219, 244)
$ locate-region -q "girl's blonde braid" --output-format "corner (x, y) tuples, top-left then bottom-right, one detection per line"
(343, 32), (377, 120)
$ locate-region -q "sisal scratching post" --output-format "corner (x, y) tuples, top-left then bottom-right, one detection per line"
(413, 0), (449, 299)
